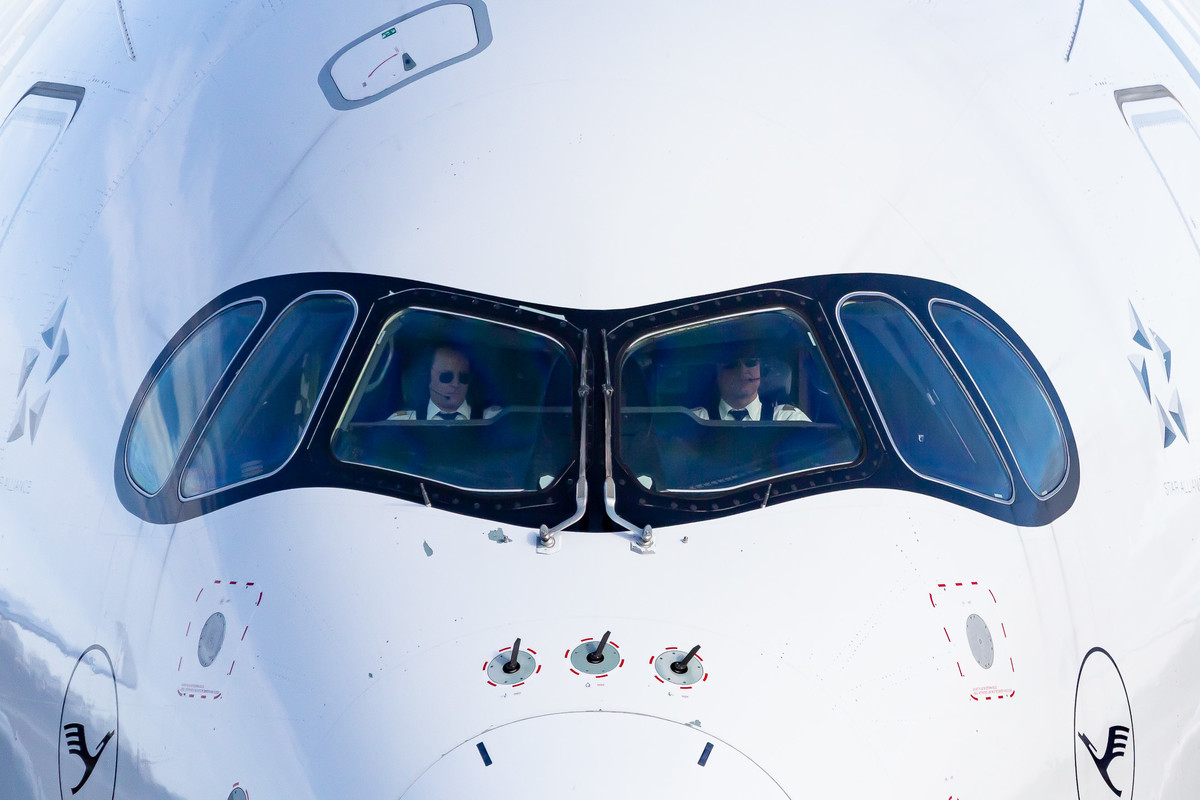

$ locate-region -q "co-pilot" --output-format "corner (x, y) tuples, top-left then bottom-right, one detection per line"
(691, 350), (809, 422)
(390, 345), (501, 421)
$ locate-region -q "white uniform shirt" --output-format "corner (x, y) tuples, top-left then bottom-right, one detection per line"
(388, 401), (501, 421)
(690, 396), (810, 421)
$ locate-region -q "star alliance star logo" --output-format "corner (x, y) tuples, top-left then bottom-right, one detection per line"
(7, 297), (68, 444)
(1127, 302), (1187, 448)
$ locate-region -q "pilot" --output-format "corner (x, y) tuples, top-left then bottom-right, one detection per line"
(691, 351), (809, 421)
(390, 344), (501, 420)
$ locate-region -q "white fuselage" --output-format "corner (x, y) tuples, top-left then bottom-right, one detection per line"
(3, 0), (1200, 797)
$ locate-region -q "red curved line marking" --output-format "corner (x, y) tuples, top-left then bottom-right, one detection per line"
(369, 52), (400, 78)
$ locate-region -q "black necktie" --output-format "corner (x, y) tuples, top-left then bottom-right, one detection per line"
(729, 409), (750, 421)
(437, 411), (459, 420)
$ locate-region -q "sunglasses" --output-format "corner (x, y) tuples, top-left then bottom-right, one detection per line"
(436, 371), (471, 384)
(720, 358), (759, 370)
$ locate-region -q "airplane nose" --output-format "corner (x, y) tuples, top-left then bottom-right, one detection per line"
(400, 711), (788, 797)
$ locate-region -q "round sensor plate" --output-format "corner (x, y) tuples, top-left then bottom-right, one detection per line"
(965, 613), (994, 669)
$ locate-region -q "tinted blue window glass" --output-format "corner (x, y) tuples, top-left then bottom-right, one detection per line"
(617, 309), (861, 492)
(331, 308), (576, 492)
(126, 301), (262, 494)
(932, 302), (1067, 497)
(181, 294), (355, 497)
(839, 295), (1012, 500)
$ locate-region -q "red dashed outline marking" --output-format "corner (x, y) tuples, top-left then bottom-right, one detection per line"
(935, 581), (1014, 698)
(178, 580), (259, 700)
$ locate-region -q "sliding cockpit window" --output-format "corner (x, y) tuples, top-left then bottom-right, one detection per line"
(332, 308), (576, 492)
(838, 294), (1013, 501)
(617, 308), (862, 492)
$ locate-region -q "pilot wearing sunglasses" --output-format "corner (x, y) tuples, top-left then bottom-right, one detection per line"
(691, 352), (809, 422)
(390, 345), (501, 421)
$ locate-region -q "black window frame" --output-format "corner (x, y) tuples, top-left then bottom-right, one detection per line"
(114, 272), (1079, 529)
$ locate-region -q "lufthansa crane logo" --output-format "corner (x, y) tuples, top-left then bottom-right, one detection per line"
(62, 723), (114, 794)
(58, 645), (118, 800)
(1127, 302), (1187, 448)
(1078, 725), (1131, 796)
(1075, 648), (1135, 800)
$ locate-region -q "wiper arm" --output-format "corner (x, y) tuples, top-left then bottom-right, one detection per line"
(600, 329), (654, 550)
(538, 330), (590, 551)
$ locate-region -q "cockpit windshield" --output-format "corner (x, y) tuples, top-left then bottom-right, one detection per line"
(332, 307), (576, 492)
(115, 274), (1078, 529)
(616, 308), (862, 492)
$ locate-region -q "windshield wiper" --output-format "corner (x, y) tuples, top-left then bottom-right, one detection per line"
(600, 330), (654, 551)
(538, 330), (590, 550)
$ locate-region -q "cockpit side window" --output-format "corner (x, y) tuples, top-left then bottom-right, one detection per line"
(125, 300), (263, 495)
(180, 292), (356, 498)
(331, 307), (576, 492)
(617, 308), (862, 492)
(838, 293), (1013, 501)
(931, 301), (1068, 497)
